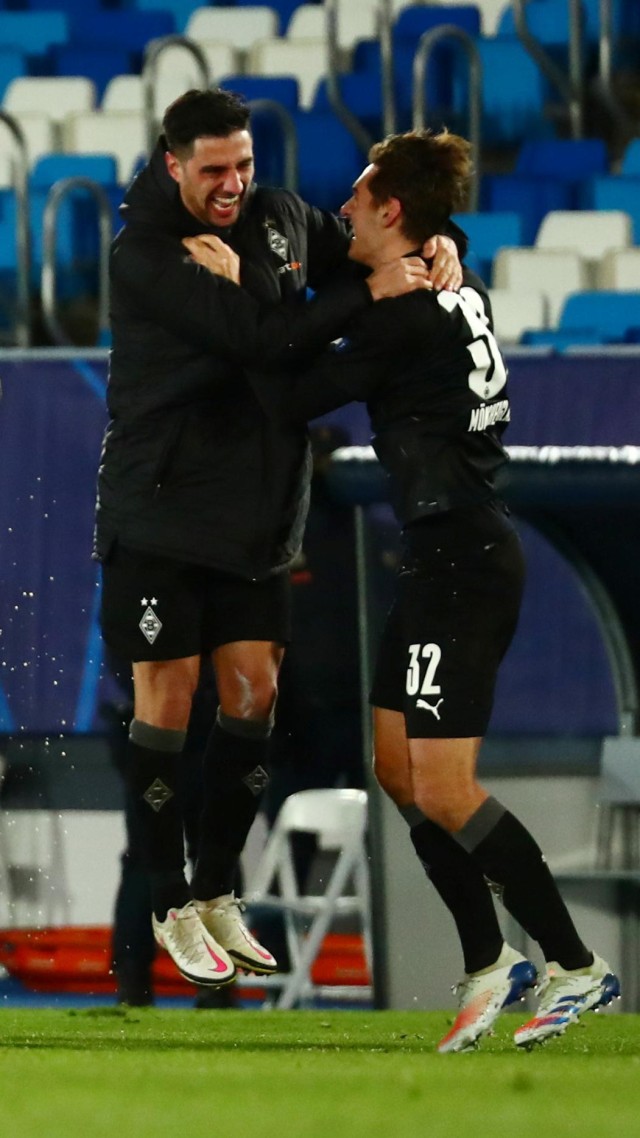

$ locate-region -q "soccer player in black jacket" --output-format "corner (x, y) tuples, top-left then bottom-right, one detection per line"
(96, 89), (463, 995)
(188, 128), (620, 1048)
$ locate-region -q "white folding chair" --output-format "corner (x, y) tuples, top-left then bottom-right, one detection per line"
(238, 787), (372, 1009)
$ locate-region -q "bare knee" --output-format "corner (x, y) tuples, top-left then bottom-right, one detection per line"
(214, 643), (282, 722)
(133, 657), (200, 730)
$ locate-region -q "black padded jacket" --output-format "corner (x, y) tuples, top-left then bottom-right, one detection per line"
(94, 143), (371, 578)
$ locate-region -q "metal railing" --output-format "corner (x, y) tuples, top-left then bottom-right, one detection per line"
(40, 177), (112, 347)
(511, 0), (585, 138)
(324, 0), (373, 155)
(0, 110), (31, 347)
(593, 0), (638, 147)
(142, 35), (211, 156)
(412, 26), (481, 211)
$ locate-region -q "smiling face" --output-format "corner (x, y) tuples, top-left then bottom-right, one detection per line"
(165, 130), (255, 228)
(340, 164), (384, 267)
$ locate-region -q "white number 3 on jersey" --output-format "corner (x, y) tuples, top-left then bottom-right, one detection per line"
(437, 286), (507, 401)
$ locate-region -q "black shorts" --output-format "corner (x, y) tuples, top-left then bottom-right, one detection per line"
(100, 544), (292, 662)
(370, 501), (525, 739)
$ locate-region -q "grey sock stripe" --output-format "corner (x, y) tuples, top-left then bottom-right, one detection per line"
(454, 796), (506, 853)
(217, 708), (273, 739)
(398, 804), (425, 827)
(129, 719), (186, 753)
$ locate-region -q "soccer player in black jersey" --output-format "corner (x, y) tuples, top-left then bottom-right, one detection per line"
(187, 128), (620, 1049)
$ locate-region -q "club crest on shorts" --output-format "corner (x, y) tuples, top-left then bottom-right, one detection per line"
(266, 226), (289, 261)
(139, 596), (162, 645)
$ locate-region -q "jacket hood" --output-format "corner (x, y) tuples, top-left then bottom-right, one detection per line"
(119, 138), (257, 238)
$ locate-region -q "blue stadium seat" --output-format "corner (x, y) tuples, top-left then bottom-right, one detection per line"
(497, 0), (575, 47)
(50, 46), (135, 100)
(29, 154), (120, 281)
(313, 73), (383, 139)
(515, 138), (609, 180)
(0, 47), (25, 102)
(67, 10), (176, 70)
(351, 40), (450, 133)
(452, 38), (553, 149)
(523, 291), (640, 346)
(220, 75), (300, 114)
(134, 0), (201, 36)
(0, 12), (69, 58)
(452, 210), (524, 283)
(293, 109), (364, 212)
(621, 138), (640, 175)
(582, 176), (640, 243)
(483, 139), (610, 243)
(394, 4), (481, 41)
(482, 176), (572, 244)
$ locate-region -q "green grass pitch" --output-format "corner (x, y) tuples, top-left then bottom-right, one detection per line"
(1, 1006), (639, 1138)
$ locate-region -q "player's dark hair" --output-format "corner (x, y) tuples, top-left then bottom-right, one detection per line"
(162, 88), (251, 157)
(368, 129), (471, 245)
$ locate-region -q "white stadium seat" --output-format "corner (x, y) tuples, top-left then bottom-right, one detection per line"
(247, 37), (329, 108)
(488, 287), (548, 345)
(288, 0), (378, 51)
(3, 75), (97, 125)
(596, 247), (640, 290)
(493, 247), (590, 325)
(63, 110), (146, 185)
(185, 6), (279, 53)
(0, 111), (56, 187)
(535, 209), (633, 266)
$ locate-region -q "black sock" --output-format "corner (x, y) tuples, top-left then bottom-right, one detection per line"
(127, 736), (190, 920)
(410, 819), (504, 974)
(191, 716), (271, 900)
(458, 800), (592, 971)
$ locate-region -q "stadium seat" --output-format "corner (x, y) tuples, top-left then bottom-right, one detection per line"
(313, 72), (383, 138)
(452, 37), (553, 148)
(63, 110), (147, 186)
(3, 77), (97, 149)
(493, 247), (590, 324)
(514, 138), (609, 180)
(488, 287), (549, 345)
(185, 6), (281, 51)
(0, 47), (26, 103)
(523, 290), (640, 347)
(102, 43), (239, 113)
(247, 38), (330, 108)
(220, 75), (300, 114)
(481, 174), (572, 244)
(596, 248), (640, 290)
(289, 108), (364, 212)
(0, 112), (56, 188)
(583, 177), (640, 245)
(497, 0), (574, 48)
(67, 10), (176, 71)
(0, 12), (69, 58)
(535, 209), (633, 265)
(452, 210), (524, 283)
(134, 0), (203, 37)
(50, 47), (135, 103)
(287, 0), (378, 52)
(29, 153), (120, 279)
(621, 138), (640, 175)
(237, 788), (372, 1010)
(483, 139), (610, 243)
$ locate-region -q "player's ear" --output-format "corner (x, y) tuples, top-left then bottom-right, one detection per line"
(165, 151), (181, 184)
(381, 196), (402, 229)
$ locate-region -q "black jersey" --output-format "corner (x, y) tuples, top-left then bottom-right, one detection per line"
(258, 268), (510, 525)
